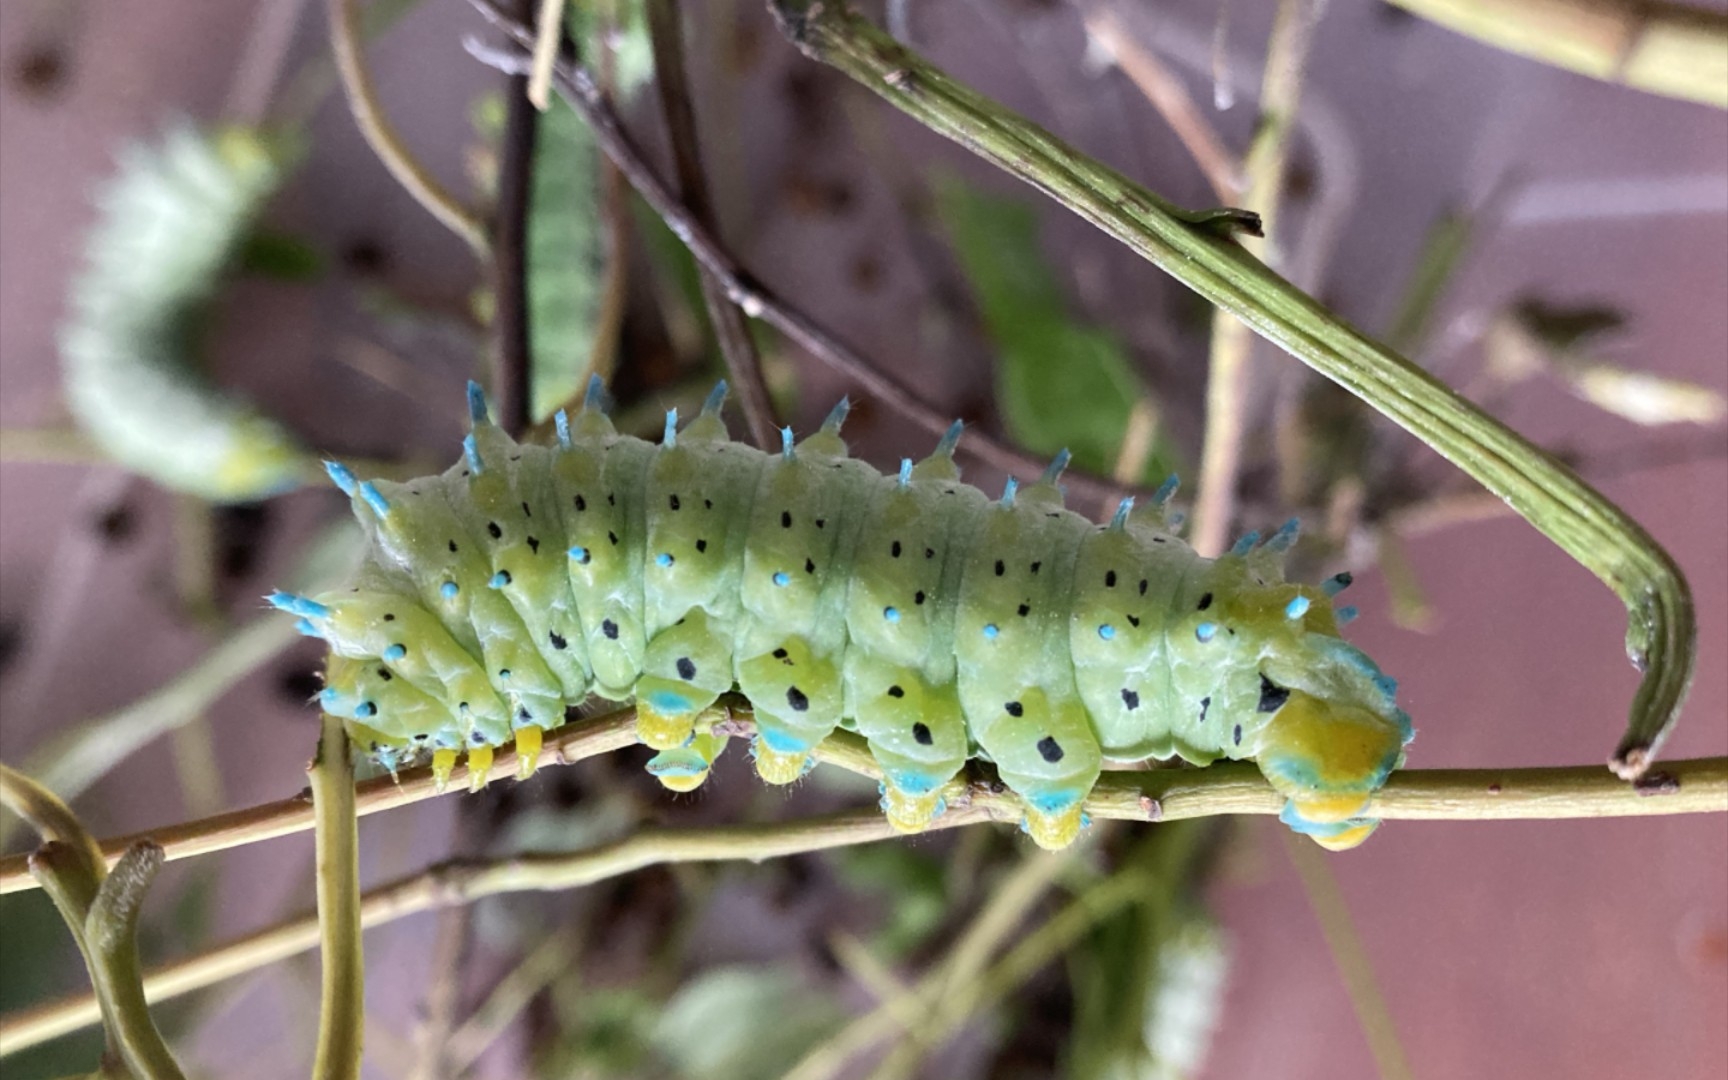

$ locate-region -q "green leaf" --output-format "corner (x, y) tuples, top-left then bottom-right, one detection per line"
(935, 179), (1173, 481)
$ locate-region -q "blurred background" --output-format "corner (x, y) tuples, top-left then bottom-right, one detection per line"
(1, 0), (1724, 1077)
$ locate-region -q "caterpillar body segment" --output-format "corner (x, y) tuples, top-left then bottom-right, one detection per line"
(283, 384), (1413, 850)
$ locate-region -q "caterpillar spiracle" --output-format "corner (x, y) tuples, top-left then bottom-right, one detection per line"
(274, 380), (1413, 851)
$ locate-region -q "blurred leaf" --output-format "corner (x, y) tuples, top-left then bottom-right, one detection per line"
(58, 123), (311, 501)
(936, 179), (1174, 480)
(652, 967), (842, 1080)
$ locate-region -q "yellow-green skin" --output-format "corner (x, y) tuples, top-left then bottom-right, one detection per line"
(286, 386), (1412, 851)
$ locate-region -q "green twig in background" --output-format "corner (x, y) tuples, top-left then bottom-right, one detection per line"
(325, 0), (489, 251)
(1385, 0), (1728, 110)
(309, 714), (364, 1080)
(765, 0), (1695, 781)
(0, 764), (185, 1078)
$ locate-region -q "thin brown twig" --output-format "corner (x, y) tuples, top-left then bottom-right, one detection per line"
(646, 0), (779, 451)
(461, 2), (1158, 506)
(326, 0), (489, 252)
(491, 0), (540, 437)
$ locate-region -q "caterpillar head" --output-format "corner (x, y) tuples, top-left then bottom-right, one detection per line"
(1191, 564), (1412, 851)
(1256, 627), (1412, 851)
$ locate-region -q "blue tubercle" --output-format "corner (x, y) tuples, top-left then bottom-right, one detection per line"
(1152, 474), (1180, 506)
(568, 545), (589, 564)
(1110, 497), (1134, 529)
(582, 374), (611, 413)
(1038, 448), (1071, 485)
(898, 458), (913, 488)
(383, 643), (407, 661)
(821, 396), (851, 431)
(772, 571), (790, 587)
(935, 419), (964, 458)
(884, 606), (900, 623)
(489, 572), (510, 589)
(1196, 622), (1218, 642)
(323, 460), (358, 495)
(1268, 517), (1301, 552)
(355, 701), (378, 719)
(267, 592), (330, 620)
(1230, 530), (1262, 556)
(462, 434), (483, 474)
(702, 380), (730, 415)
(1098, 624), (1115, 640)
(656, 552), (674, 568)
(1001, 477), (1018, 507)
(441, 581), (460, 599)
(1286, 595), (1311, 619)
(983, 623), (1000, 640)
(554, 410), (571, 449)
(663, 408), (679, 448)
(466, 380), (489, 426)
(780, 425), (795, 460)
(358, 482), (390, 519)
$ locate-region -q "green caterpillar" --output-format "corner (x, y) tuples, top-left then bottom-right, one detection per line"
(275, 381), (1412, 850)
(60, 123), (308, 502)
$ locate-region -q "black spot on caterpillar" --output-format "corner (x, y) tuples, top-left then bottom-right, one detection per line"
(282, 381), (1412, 852)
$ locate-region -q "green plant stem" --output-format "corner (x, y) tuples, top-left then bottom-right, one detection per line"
(309, 714), (363, 1080)
(3, 704), (1723, 899)
(1385, 0), (1728, 110)
(0, 766), (185, 1077)
(765, 0), (1695, 781)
